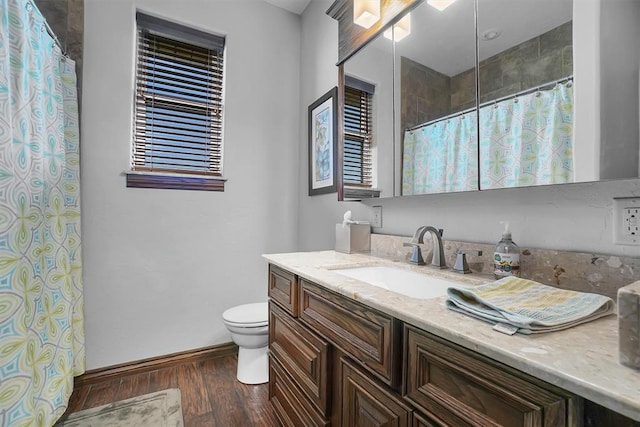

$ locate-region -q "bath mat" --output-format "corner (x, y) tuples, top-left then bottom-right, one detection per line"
(55, 388), (183, 427)
(446, 276), (615, 334)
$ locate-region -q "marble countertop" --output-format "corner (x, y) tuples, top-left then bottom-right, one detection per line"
(263, 250), (640, 422)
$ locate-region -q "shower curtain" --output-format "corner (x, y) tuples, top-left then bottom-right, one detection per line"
(402, 112), (479, 195)
(479, 82), (574, 189)
(0, 0), (84, 425)
(401, 81), (573, 194)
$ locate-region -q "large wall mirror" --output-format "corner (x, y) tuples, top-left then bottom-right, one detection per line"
(337, 0), (640, 200)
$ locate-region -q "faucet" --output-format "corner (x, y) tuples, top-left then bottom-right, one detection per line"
(403, 226), (447, 269)
(452, 249), (483, 274)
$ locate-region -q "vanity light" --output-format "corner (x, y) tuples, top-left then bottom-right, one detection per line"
(353, 0), (380, 29)
(427, 0), (457, 11)
(383, 13), (411, 42)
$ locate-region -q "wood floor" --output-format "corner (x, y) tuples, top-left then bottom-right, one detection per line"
(60, 354), (279, 426)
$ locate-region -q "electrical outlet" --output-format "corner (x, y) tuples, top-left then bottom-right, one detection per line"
(614, 198), (640, 245)
(624, 208), (639, 236)
(372, 206), (382, 228)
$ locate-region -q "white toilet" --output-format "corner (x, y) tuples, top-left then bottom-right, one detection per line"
(222, 302), (269, 384)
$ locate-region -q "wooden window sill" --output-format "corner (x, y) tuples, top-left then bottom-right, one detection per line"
(125, 171), (226, 191)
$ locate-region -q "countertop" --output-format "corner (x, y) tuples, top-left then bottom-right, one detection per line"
(263, 250), (640, 422)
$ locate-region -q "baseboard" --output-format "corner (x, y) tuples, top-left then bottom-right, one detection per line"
(75, 342), (238, 387)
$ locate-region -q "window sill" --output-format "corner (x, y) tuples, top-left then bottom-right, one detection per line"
(343, 186), (381, 200)
(125, 171), (226, 191)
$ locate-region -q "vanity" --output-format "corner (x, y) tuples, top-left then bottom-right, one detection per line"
(264, 250), (640, 426)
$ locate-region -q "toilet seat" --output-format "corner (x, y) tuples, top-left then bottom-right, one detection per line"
(222, 302), (268, 328)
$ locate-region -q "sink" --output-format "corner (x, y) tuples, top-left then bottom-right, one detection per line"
(331, 265), (463, 299)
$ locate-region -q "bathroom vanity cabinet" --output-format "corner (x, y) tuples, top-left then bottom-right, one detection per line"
(267, 264), (582, 426)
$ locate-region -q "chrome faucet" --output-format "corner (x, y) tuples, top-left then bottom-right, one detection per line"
(403, 226), (447, 269)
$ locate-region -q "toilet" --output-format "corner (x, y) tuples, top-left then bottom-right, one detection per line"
(222, 302), (269, 384)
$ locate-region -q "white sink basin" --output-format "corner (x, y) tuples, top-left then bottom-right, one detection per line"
(332, 265), (462, 299)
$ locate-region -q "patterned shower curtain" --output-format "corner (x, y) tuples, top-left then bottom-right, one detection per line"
(0, 0), (84, 425)
(479, 82), (574, 189)
(402, 112), (479, 195)
(401, 82), (573, 195)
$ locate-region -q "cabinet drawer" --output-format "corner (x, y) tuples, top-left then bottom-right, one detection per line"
(269, 356), (330, 427)
(269, 301), (330, 415)
(269, 264), (299, 316)
(299, 279), (402, 388)
(404, 326), (580, 427)
(341, 357), (412, 426)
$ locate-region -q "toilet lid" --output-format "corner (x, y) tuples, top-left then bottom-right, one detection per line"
(222, 302), (268, 327)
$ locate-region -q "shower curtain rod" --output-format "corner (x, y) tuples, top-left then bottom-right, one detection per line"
(43, 17), (67, 57)
(406, 75), (574, 132)
(28, 1), (68, 57)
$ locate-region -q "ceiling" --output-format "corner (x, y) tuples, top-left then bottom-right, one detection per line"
(263, 0), (312, 14)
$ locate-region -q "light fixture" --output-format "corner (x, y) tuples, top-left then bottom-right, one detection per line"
(481, 28), (502, 41)
(383, 13), (411, 42)
(427, 0), (457, 11)
(353, 0), (380, 29)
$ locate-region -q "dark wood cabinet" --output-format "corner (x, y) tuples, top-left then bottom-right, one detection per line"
(269, 301), (330, 416)
(269, 356), (330, 427)
(268, 263), (633, 427)
(268, 265), (299, 317)
(412, 411), (443, 427)
(298, 278), (402, 388)
(340, 357), (412, 427)
(404, 325), (580, 427)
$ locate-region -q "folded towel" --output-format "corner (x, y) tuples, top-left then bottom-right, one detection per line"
(446, 277), (615, 334)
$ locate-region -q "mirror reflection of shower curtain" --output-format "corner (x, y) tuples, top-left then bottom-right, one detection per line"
(0, 0), (84, 425)
(402, 113), (479, 195)
(401, 82), (573, 194)
(479, 82), (574, 189)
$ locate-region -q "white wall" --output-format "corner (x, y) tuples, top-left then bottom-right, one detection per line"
(82, 0), (300, 369)
(298, 0), (640, 259)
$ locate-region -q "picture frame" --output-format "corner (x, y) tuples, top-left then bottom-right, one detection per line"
(308, 87), (338, 196)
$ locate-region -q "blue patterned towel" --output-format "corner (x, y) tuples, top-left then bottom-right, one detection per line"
(446, 277), (615, 334)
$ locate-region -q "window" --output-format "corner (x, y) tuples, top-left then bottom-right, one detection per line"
(128, 12), (226, 191)
(343, 76), (375, 196)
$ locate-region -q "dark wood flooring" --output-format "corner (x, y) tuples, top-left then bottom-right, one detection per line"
(60, 354), (279, 426)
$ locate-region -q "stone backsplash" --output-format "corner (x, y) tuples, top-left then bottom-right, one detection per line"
(371, 233), (640, 300)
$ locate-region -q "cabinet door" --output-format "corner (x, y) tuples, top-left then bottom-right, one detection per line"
(269, 356), (330, 427)
(269, 301), (330, 415)
(269, 264), (299, 316)
(341, 357), (411, 427)
(404, 326), (579, 427)
(299, 279), (402, 388)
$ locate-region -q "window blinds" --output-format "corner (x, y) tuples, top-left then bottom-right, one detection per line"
(343, 78), (373, 187)
(133, 13), (225, 176)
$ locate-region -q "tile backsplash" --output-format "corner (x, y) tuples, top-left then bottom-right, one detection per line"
(371, 234), (640, 300)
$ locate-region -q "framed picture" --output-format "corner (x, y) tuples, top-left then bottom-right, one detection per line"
(308, 87), (338, 196)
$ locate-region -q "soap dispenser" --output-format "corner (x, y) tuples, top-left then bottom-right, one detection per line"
(494, 222), (520, 279)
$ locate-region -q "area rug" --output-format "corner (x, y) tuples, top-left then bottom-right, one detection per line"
(56, 388), (183, 427)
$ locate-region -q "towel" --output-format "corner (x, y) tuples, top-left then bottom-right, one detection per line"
(446, 277), (615, 334)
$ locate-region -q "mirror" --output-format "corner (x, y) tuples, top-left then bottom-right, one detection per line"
(394, 0), (477, 196)
(342, 27), (395, 198)
(338, 0), (640, 199)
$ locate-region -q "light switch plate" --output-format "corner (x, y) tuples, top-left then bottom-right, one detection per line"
(614, 197), (640, 245)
